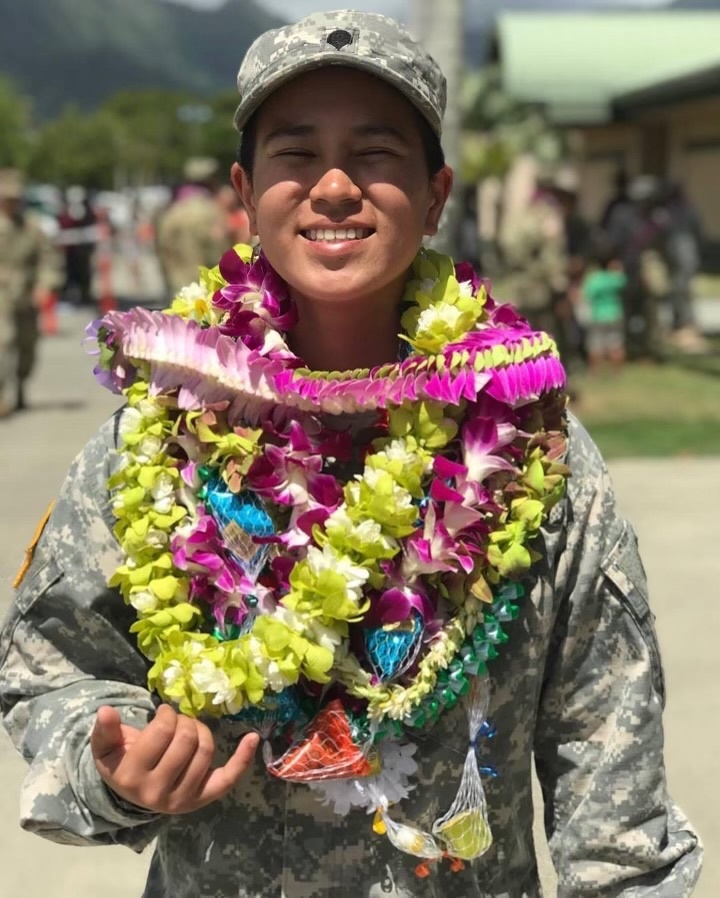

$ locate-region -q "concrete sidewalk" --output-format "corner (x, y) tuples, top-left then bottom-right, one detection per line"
(0, 310), (716, 897)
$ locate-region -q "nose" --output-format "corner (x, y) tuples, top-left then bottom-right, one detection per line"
(309, 167), (362, 208)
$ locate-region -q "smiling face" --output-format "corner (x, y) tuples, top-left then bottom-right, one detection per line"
(232, 67), (452, 311)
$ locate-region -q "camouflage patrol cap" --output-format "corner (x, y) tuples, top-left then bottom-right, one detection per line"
(234, 10), (447, 137)
(183, 156), (219, 182)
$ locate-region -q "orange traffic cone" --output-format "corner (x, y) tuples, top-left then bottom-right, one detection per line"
(97, 213), (116, 314)
(40, 291), (59, 336)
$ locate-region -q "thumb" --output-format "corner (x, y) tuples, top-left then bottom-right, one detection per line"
(91, 705), (125, 760)
(201, 733), (260, 805)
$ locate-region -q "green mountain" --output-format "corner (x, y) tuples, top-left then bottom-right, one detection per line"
(669, 0), (720, 7)
(0, 0), (284, 119)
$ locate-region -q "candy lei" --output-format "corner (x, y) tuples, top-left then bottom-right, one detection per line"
(91, 244), (568, 870)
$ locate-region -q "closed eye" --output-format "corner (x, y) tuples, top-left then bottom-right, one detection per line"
(274, 149), (315, 158)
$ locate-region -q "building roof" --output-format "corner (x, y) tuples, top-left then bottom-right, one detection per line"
(495, 12), (720, 125)
(616, 63), (720, 113)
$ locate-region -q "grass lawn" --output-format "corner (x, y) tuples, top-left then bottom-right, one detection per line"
(569, 349), (720, 458)
(694, 273), (720, 300)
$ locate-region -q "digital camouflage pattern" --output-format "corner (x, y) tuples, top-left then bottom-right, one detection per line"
(0, 412), (702, 897)
(234, 10), (447, 137)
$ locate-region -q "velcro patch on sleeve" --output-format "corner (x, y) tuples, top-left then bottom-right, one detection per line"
(12, 501), (55, 589)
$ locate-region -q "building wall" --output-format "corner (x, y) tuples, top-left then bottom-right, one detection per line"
(574, 124), (642, 222)
(638, 96), (720, 240)
(575, 97), (720, 242)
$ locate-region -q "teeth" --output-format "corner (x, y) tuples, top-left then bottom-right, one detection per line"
(305, 228), (371, 242)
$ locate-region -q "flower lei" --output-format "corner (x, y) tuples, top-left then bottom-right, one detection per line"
(90, 244), (568, 871)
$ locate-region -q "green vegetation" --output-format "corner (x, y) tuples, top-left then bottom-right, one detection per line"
(0, 0), (280, 186)
(0, 76), (31, 167)
(0, 0), (281, 120)
(571, 351), (720, 458)
(460, 65), (565, 182)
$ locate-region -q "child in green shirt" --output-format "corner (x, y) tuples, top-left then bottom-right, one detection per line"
(581, 240), (627, 371)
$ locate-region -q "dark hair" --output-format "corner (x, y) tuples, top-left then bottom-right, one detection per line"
(592, 235), (618, 270)
(237, 106), (445, 180)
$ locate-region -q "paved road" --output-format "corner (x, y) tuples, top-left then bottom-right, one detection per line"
(0, 309), (716, 897)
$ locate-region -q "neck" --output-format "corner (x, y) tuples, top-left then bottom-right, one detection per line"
(288, 287), (405, 372)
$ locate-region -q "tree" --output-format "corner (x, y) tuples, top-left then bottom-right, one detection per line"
(102, 90), (203, 184)
(461, 66), (564, 183)
(27, 107), (121, 189)
(0, 76), (31, 167)
(198, 90), (243, 178)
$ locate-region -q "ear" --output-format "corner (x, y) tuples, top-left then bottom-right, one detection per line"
(423, 165), (454, 237)
(231, 162), (259, 237)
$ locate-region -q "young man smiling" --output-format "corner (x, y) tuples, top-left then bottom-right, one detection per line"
(0, 10), (701, 898)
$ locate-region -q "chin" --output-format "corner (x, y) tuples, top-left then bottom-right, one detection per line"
(297, 277), (371, 305)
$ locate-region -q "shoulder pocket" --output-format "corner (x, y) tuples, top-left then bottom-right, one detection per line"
(15, 557), (64, 615)
(601, 522), (665, 704)
(0, 558), (64, 672)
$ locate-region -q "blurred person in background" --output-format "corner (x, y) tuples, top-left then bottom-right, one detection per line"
(662, 182), (707, 353)
(57, 185), (100, 307)
(580, 236), (627, 374)
(605, 175), (668, 362)
(600, 169), (630, 232)
(217, 183), (253, 247)
(0, 168), (61, 417)
(155, 156), (227, 297)
(501, 166), (589, 389)
(499, 166), (568, 338)
(549, 167), (591, 374)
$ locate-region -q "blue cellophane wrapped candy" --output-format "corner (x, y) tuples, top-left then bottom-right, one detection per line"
(364, 613), (423, 680)
(229, 687), (303, 735)
(205, 479), (275, 581)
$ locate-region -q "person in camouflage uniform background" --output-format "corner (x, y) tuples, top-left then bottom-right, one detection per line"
(0, 168), (61, 417)
(0, 9), (702, 898)
(155, 157), (228, 298)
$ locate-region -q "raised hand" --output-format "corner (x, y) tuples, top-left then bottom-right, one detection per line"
(91, 704), (259, 815)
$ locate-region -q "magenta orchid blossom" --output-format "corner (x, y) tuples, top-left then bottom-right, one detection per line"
(401, 502), (476, 580)
(171, 510), (258, 626)
(246, 420), (343, 508)
(214, 248), (298, 334)
(460, 414), (518, 484)
(365, 586), (436, 627)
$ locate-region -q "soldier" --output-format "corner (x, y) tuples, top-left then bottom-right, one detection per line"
(155, 156), (228, 297)
(0, 11), (701, 898)
(499, 164), (568, 337)
(0, 168), (61, 416)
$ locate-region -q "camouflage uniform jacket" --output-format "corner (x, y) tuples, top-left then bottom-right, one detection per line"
(0, 209), (61, 314)
(155, 193), (227, 295)
(0, 413), (702, 898)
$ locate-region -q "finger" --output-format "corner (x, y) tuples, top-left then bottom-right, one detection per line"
(151, 714), (200, 790)
(91, 706), (125, 761)
(199, 733), (260, 806)
(165, 721), (216, 808)
(131, 704), (179, 769)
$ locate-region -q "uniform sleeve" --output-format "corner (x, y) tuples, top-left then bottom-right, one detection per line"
(30, 217), (63, 295)
(0, 415), (165, 851)
(534, 419), (702, 897)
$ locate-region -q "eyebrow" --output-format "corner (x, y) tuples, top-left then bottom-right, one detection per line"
(262, 124), (410, 146)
